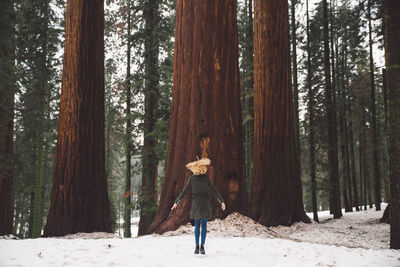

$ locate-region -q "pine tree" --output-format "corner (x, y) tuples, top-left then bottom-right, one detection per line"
(138, 0), (161, 236)
(0, 0), (16, 236)
(291, 0), (301, 183)
(368, 0), (382, 211)
(31, 0), (51, 238)
(306, 0), (319, 223)
(322, 0), (342, 219)
(238, 0), (254, 193)
(123, 0), (133, 238)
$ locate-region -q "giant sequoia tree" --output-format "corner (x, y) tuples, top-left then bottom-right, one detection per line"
(146, 0), (248, 234)
(44, 0), (111, 236)
(0, 0), (15, 236)
(384, 0), (400, 250)
(250, 0), (310, 226)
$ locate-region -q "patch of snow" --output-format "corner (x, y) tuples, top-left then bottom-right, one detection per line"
(1, 203), (399, 266)
(274, 203), (390, 249)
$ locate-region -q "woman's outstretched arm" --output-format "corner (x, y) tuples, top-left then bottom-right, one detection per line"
(208, 176), (225, 210)
(171, 176), (192, 210)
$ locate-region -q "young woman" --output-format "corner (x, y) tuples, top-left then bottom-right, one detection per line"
(171, 157), (226, 255)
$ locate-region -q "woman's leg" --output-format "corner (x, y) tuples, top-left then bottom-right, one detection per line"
(194, 219), (200, 246)
(200, 218), (208, 246)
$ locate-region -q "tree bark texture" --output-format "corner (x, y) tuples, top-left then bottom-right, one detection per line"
(323, 0), (342, 218)
(146, 0), (248, 235)
(138, 0), (161, 236)
(384, 0), (400, 250)
(250, 0), (310, 227)
(0, 0), (15, 236)
(44, 0), (111, 236)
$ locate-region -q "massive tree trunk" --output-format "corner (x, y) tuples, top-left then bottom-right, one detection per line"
(250, 0), (310, 227)
(0, 0), (15, 236)
(384, 0), (400, 250)
(138, 0), (160, 236)
(123, 1), (132, 238)
(44, 0), (111, 236)
(323, 0), (342, 218)
(306, 0), (318, 223)
(368, 0), (382, 211)
(146, 0), (248, 235)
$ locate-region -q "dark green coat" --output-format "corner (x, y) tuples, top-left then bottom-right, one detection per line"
(174, 174), (224, 219)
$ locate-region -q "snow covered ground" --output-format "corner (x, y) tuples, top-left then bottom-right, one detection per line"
(1, 204), (399, 267)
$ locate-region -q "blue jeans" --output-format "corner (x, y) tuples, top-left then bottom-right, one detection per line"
(194, 218), (208, 246)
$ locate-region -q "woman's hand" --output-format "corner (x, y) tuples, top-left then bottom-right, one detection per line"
(171, 203), (177, 211)
(221, 202), (226, 211)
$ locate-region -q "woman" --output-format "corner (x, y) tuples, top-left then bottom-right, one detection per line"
(171, 157), (226, 255)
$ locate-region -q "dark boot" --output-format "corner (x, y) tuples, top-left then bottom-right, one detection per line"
(200, 245), (205, 254)
(194, 245), (199, 254)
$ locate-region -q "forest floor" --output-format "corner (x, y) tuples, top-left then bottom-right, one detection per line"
(1, 203), (399, 266)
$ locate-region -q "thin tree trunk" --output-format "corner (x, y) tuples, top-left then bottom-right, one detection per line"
(362, 109), (368, 210)
(138, 0), (161, 236)
(32, 0), (49, 238)
(306, 0), (318, 223)
(368, 0), (381, 211)
(250, 0), (310, 226)
(44, 0), (111, 236)
(123, 1), (132, 238)
(146, 0), (248, 235)
(384, 0), (400, 250)
(291, 0), (301, 178)
(338, 50), (351, 212)
(244, 0), (254, 194)
(329, 1), (341, 212)
(382, 68), (390, 202)
(346, 83), (359, 211)
(323, 0), (342, 218)
(342, 35), (354, 212)
(0, 0), (15, 236)
(359, 113), (364, 210)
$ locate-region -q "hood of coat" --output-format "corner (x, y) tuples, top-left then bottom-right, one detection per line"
(186, 158), (211, 175)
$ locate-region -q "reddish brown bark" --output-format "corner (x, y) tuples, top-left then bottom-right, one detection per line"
(146, 0), (248, 235)
(250, 0), (310, 227)
(0, 0), (15, 236)
(44, 0), (111, 236)
(384, 0), (400, 250)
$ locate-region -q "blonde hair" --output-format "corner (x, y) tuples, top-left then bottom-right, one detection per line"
(186, 158), (210, 175)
